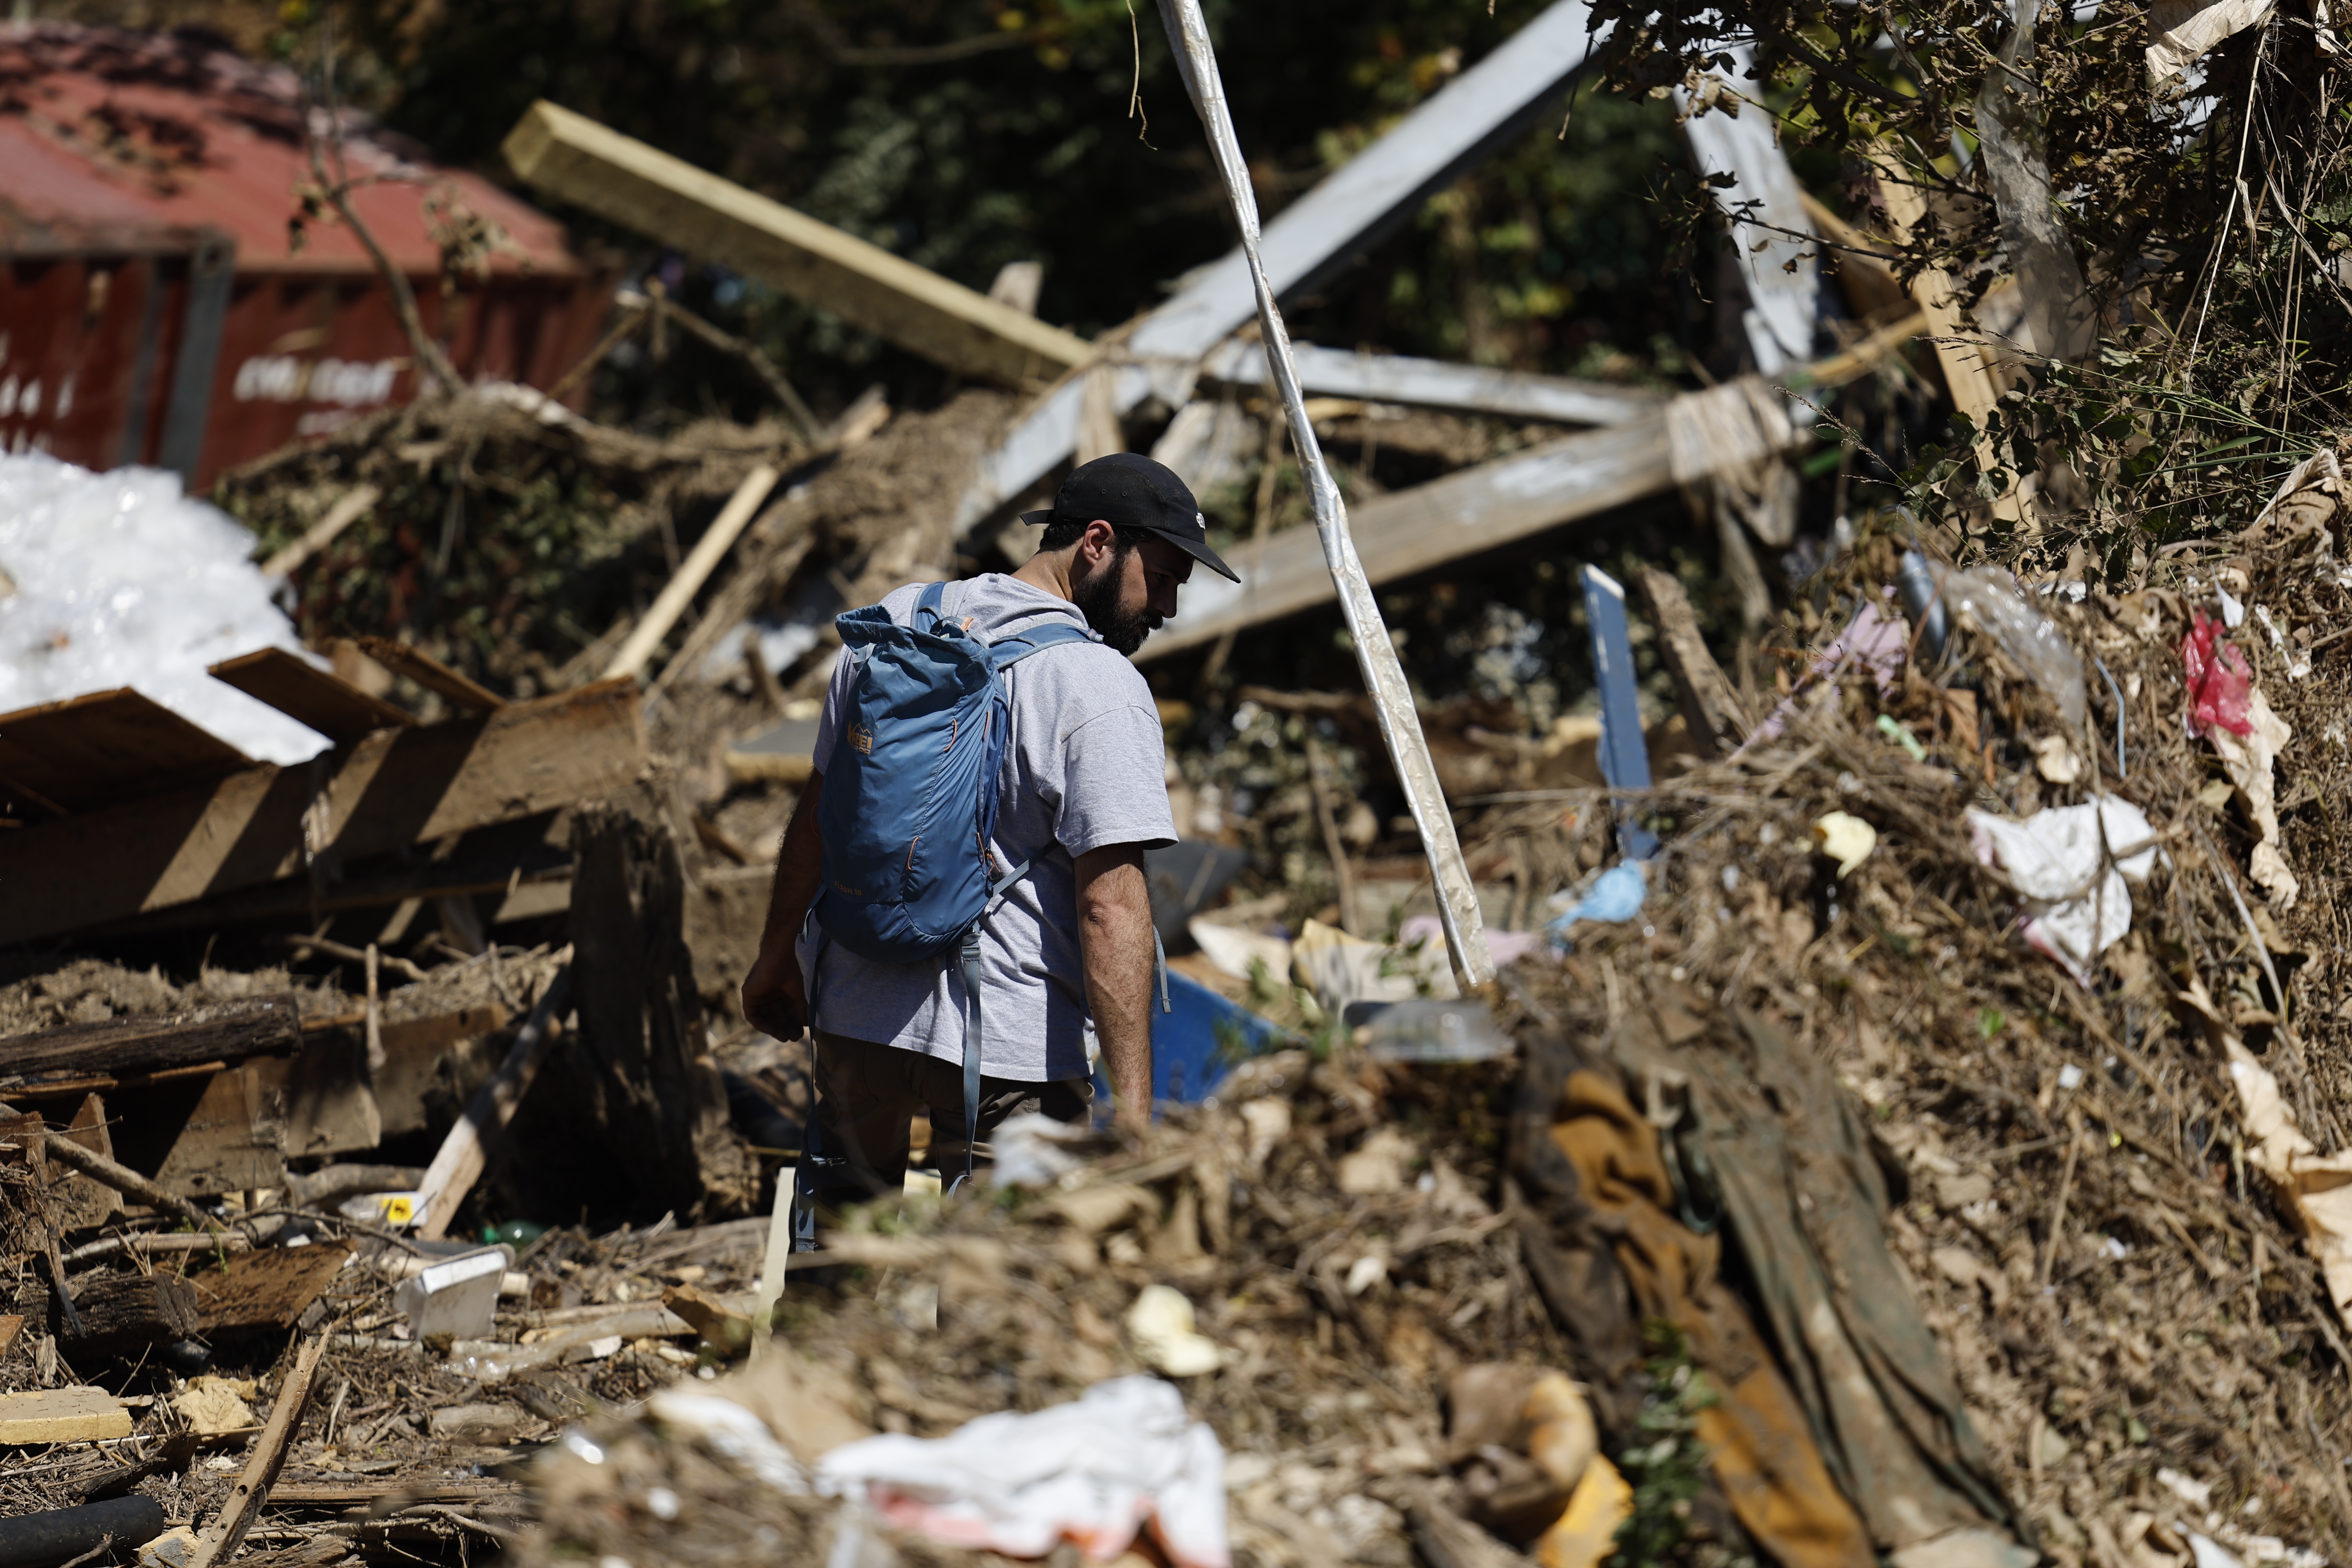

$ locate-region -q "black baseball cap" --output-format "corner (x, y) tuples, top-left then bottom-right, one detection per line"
(1020, 452), (1241, 582)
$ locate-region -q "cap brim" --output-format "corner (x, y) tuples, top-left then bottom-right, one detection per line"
(1018, 508), (1054, 526)
(1169, 531), (1241, 583)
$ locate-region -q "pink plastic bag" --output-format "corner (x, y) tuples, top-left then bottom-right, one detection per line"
(2181, 609), (2254, 738)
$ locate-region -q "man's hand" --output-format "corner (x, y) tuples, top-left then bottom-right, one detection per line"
(742, 771), (826, 1040)
(1075, 842), (1156, 1134)
(740, 942), (808, 1040)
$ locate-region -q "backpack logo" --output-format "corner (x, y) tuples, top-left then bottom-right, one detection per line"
(848, 721), (874, 754)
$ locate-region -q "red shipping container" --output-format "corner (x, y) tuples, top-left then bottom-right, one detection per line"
(0, 24), (612, 489)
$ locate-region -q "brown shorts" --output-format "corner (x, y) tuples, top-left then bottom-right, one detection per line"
(805, 1029), (1092, 1206)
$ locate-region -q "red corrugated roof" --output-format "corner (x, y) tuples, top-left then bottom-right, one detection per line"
(0, 24), (583, 276)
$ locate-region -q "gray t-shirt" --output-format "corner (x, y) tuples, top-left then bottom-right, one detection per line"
(799, 573), (1176, 1082)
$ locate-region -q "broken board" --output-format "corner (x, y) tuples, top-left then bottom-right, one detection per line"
(151, 1066), (285, 1198)
(0, 679), (645, 947)
(171, 1242), (352, 1336)
(208, 648), (417, 745)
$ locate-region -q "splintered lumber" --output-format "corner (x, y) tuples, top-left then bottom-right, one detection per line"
(1636, 567), (1751, 757)
(1137, 412), (1673, 662)
(0, 688), (252, 813)
(0, 678), (644, 947)
(208, 648), (416, 745)
(173, 1243), (352, 1336)
(351, 637), (505, 713)
(261, 484), (381, 579)
(1200, 339), (1665, 426)
(504, 101), (1091, 388)
(189, 1334), (325, 1568)
(0, 1387), (132, 1445)
(414, 962), (574, 1240)
(605, 464), (781, 681)
(955, 0), (1599, 528)
(0, 1315), (22, 1361)
(1160, 0), (1492, 987)
(1, 996), (301, 1083)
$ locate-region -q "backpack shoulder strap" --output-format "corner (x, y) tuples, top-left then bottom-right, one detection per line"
(987, 618), (1095, 671)
(911, 580), (949, 631)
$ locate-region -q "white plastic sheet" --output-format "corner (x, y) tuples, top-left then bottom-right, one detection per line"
(0, 453), (327, 762)
(1965, 797), (2160, 984)
(816, 1375), (1229, 1568)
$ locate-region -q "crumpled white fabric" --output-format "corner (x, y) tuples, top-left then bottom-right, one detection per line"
(1965, 796), (2161, 984)
(815, 1376), (1229, 1568)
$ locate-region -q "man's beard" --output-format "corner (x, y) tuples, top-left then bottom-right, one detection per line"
(1072, 556), (1160, 655)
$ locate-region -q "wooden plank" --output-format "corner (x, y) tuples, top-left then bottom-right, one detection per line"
(503, 101), (1092, 389)
(208, 648), (416, 746)
(0, 1315), (21, 1361)
(0, 1387), (132, 1444)
(371, 1004), (508, 1139)
(955, 0), (1600, 528)
(267, 1479), (522, 1507)
(349, 638), (505, 714)
(191, 1334), (325, 1568)
(246, 1034), (382, 1160)
(1, 997), (302, 1084)
(171, 1243), (352, 1335)
(0, 679), (644, 947)
(605, 464), (780, 680)
(1200, 340), (1665, 426)
(1160, 0), (1496, 989)
(0, 688), (250, 812)
(1139, 412), (1674, 662)
(1636, 567), (1750, 758)
(414, 964), (572, 1240)
(152, 1066), (284, 1198)
(51, 1093), (122, 1230)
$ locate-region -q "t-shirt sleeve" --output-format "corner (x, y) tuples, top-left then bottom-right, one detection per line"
(1055, 702), (1178, 857)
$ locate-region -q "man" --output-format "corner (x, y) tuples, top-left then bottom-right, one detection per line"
(740, 452), (1240, 1207)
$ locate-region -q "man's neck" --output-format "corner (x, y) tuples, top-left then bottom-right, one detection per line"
(1012, 548), (1077, 602)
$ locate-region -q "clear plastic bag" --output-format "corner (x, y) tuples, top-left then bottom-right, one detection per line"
(1943, 566), (2087, 734)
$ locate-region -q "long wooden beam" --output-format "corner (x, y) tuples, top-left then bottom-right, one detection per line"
(1198, 341), (1665, 426)
(1138, 411), (1675, 662)
(1137, 319), (1935, 662)
(0, 680), (644, 947)
(954, 0), (1600, 528)
(503, 102), (1093, 389)
(0, 997), (301, 1083)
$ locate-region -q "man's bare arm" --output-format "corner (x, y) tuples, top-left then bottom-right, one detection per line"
(1074, 842), (1155, 1134)
(741, 770), (825, 1039)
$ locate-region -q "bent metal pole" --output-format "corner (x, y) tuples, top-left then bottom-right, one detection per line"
(1154, 0), (1495, 988)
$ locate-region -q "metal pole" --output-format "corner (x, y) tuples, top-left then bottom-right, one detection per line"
(1155, 0), (1494, 987)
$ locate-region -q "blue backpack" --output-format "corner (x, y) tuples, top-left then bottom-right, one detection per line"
(808, 581), (1163, 1189)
